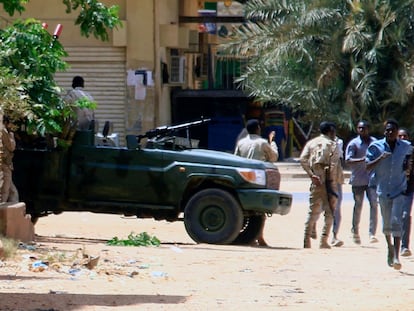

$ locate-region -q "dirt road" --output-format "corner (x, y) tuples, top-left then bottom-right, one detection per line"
(0, 177), (414, 311)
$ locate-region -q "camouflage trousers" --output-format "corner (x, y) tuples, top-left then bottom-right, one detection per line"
(304, 182), (337, 241)
(1, 165), (19, 203)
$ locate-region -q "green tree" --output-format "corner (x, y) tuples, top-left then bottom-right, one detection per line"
(222, 0), (414, 134)
(0, 0), (121, 141)
(0, 19), (69, 136)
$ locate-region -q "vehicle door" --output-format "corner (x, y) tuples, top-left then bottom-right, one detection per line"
(67, 145), (169, 205)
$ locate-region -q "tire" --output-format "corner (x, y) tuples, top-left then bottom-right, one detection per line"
(30, 216), (39, 225)
(25, 202), (39, 225)
(184, 188), (244, 245)
(232, 215), (265, 245)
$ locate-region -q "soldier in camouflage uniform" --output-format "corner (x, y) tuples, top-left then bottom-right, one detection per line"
(1, 115), (18, 203)
(300, 121), (340, 249)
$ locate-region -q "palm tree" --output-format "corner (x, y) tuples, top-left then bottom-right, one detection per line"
(221, 0), (350, 128)
(222, 0), (414, 134)
(343, 0), (414, 133)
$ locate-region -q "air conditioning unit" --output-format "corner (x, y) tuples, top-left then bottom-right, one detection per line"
(169, 55), (186, 84)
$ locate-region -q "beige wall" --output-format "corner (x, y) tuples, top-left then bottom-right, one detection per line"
(124, 0), (155, 131)
(12, 0), (126, 18)
(126, 0), (153, 67)
(0, 0), (183, 132)
(0, 0), (221, 132)
(156, 0), (179, 126)
(0, 0), (126, 46)
(180, 0), (201, 31)
(0, 1), (244, 137)
(125, 0), (180, 129)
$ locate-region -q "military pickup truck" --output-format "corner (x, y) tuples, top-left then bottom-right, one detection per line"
(13, 119), (292, 245)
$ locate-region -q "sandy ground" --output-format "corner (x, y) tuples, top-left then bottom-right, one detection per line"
(1, 174), (414, 311)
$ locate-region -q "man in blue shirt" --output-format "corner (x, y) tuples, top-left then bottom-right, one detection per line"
(398, 128), (413, 257)
(345, 121), (378, 244)
(366, 119), (412, 270)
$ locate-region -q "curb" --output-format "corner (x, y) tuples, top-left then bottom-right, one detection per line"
(276, 161), (351, 179)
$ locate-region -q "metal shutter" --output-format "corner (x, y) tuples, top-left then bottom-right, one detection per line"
(54, 47), (127, 145)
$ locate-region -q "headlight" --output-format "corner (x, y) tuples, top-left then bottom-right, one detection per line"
(237, 168), (266, 186)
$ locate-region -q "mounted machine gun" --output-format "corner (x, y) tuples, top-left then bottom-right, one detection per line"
(134, 118), (211, 150)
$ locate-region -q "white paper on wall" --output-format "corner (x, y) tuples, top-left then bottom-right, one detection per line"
(135, 74), (146, 100)
(127, 69), (137, 86)
(146, 70), (154, 86)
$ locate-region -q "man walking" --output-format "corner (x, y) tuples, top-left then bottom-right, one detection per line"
(398, 128), (413, 257)
(366, 119), (412, 270)
(300, 121), (340, 249)
(331, 135), (345, 247)
(345, 120), (378, 244)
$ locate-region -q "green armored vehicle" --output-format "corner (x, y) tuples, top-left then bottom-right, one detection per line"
(13, 119), (292, 245)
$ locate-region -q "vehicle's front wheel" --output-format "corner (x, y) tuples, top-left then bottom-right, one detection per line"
(232, 215), (265, 245)
(184, 188), (243, 245)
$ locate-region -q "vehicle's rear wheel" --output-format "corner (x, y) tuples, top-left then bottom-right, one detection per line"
(232, 215), (265, 245)
(184, 188), (243, 245)
(30, 216), (39, 225)
(25, 202), (39, 225)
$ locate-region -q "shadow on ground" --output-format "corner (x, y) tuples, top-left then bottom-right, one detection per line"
(0, 292), (187, 310)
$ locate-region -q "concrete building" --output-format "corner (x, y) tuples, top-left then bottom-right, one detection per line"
(0, 0), (247, 147)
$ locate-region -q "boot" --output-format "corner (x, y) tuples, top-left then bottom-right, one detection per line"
(321, 214), (333, 248)
(311, 223), (317, 239)
(320, 236), (331, 249)
(304, 236), (311, 248)
(304, 222), (314, 248)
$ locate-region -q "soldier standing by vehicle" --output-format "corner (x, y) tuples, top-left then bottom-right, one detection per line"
(300, 121), (339, 249)
(235, 119), (279, 246)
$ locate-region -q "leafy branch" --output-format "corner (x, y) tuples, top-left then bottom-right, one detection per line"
(107, 232), (161, 247)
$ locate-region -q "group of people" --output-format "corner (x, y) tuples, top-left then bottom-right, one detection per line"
(300, 118), (412, 271)
(4, 75), (413, 271)
(234, 117), (413, 270)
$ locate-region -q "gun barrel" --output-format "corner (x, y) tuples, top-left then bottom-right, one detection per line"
(141, 118), (211, 140)
(168, 118), (211, 131)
